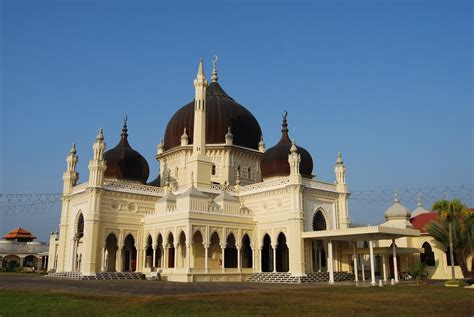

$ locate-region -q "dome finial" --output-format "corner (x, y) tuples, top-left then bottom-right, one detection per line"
(121, 116), (128, 140)
(96, 128), (104, 141)
(281, 110), (289, 137)
(211, 55), (218, 82)
(394, 190), (400, 204)
(69, 143), (77, 155)
(290, 139), (298, 153)
(336, 151), (343, 165)
(417, 192), (422, 207)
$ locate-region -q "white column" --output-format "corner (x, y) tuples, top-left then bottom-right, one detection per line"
(164, 246), (168, 269)
(221, 245), (226, 272)
(369, 240), (376, 286)
(392, 239), (399, 283)
(237, 246), (241, 272)
(328, 240), (334, 284)
(204, 244), (209, 273)
(361, 255), (365, 281)
(382, 254), (387, 282)
(272, 245), (277, 273)
(353, 242), (358, 282)
(116, 246), (122, 272)
(152, 245), (157, 270)
(101, 246), (106, 272)
(173, 246), (177, 271)
(258, 247), (262, 273)
(186, 243), (191, 273)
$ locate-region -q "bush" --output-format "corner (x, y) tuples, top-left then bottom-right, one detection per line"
(445, 280), (466, 287)
(408, 260), (428, 284)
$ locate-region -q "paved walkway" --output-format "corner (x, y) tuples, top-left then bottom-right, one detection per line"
(0, 274), (341, 296)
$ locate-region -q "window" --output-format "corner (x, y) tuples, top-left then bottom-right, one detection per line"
(420, 242), (435, 266)
(211, 164), (216, 176)
(312, 210), (327, 231)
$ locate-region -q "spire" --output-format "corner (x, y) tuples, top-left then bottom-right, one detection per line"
(69, 143), (77, 155)
(281, 111), (289, 140)
(181, 128), (189, 146)
(211, 55), (218, 82)
(290, 139), (298, 153)
(196, 58), (206, 82)
(417, 192), (422, 207)
(394, 190), (400, 204)
(157, 137), (164, 155)
(121, 115), (128, 143)
(96, 128), (104, 141)
(336, 152), (343, 165)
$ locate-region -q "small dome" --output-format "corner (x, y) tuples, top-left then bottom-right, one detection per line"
(384, 192), (411, 220)
(163, 81), (262, 151)
(260, 112), (313, 179)
(411, 194), (429, 218)
(104, 121), (150, 184)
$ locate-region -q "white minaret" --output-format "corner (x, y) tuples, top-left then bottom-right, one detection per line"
(335, 152), (350, 228)
(88, 128), (107, 187)
(62, 143), (79, 194)
(288, 139), (302, 180)
(193, 59), (208, 155)
(187, 59), (212, 187)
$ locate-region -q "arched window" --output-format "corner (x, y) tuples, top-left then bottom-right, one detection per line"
(247, 167), (251, 179)
(77, 213), (84, 239)
(312, 210), (327, 231)
(420, 242), (435, 266)
(211, 164), (216, 176)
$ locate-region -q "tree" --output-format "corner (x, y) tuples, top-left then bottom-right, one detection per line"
(426, 199), (474, 279)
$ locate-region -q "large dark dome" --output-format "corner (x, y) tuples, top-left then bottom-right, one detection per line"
(164, 81), (262, 151)
(104, 122), (150, 184)
(260, 113), (313, 179)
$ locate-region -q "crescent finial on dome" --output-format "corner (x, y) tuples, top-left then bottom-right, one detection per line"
(212, 55), (218, 82)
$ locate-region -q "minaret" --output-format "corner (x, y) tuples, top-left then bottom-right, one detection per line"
(187, 59), (212, 187)
(88, 128), (107, 187)
(288, 139), (302, 182)
(63, 143), (79, 194)
(82, 128), (107, 275)
(335, 152), (349, 228)
(193, 58), (208, 155)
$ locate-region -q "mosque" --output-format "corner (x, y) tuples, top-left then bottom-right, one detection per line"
(47, 58), (424, 283)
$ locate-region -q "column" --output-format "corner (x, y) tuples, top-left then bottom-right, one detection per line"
(318, 248), (322, 272)
(392, 239), (399, 283)
(221, 244), (226, 273)
(272, 244), (277, 273)
(369, 240), (376, 286)
(237, 245), (241, 272)
(328, 240), (334, 284)
(116, 246), (122, 272)
(361, 255), (365, 281)
(353, 242), (358, 282)
(164, 246), (168, 269)
(251, 247), (256, 272)
(160, 246), (164, 268)
(186, 243), (191, 273)
(152, 245), (157, 270)
(258, 247), (262, 273)
(313, 240), (318, 272)
(173, 245), (177, 271)
(204, 244), (209, 273)
(382, 254), (387, 282)
(101, 246), (107, 271)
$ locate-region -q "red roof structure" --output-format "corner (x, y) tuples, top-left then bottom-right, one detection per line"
(410, 212), (439, 233)
(3, 227), (37, 241)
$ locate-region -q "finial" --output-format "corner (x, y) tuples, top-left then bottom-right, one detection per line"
(281, 110), (289, 136)
(394, 190), (400, 204)
(336, 152), (343, 164)
(123, 115), (128, 128)
(181, 127), (188, 137)
(417, 192), (422, 207)
(211, 55), (218, 82)
(197, 58), (205, 77)
(96, 128), (104, 141)
(69, 143), (77, 155)
(290, 139), (298, 153)
(225, 126), (233, 137)
(258, 135), (265, 152)
(121, 116), (128, 139)
(159, 137), (163, 144)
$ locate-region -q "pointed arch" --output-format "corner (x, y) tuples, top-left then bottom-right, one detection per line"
(123, 234), (137, 272)
(276, 232), (289, 272)
(75, 211), (84, 239)
(421, 241), (435, 266)
(261, 233), (273, 272)
(241, 234), (252, 268)
(167, 232), (175, 268)
(225, 232), (237, 268)
(105, 233), (118, 271)
(312, 209), (327, 231)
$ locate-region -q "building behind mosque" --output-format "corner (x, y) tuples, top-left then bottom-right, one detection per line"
(48, 59), (466, 283)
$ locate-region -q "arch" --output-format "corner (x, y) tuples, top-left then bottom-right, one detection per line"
(261, 234), (273, 272)
(75, 212), (84, 239)
(276, 232), (289, 272)
(23, 255), (37, 268)
(208, 229), (222, 245)
(241, 234), (252, 268)
(145, 234), (153, 269)
(420, 242), (435, 266)
(192, 230), (205, 269)
(2, 255), (21, 272)
(155, 233), (163, 268)
(123, 234), (137, 272)
(208, 231), (222, 268)
(105, 233), (118, 271)
(211, 164), (216, 176)
(177, 231), (186, 268)
(312, 210), (327, 231)
(224, 232), (237, 268)
(167, 232), (175, 268)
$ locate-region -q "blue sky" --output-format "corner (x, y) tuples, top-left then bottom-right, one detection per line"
(1, 0), (472, 241)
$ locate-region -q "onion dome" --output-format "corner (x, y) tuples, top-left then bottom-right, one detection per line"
(411, 193), (429, 218)
(260, 112), (313, 179)
(104, 118), (150, 184)
(384, 191), (411, 220)
(163, 66), (262, 151)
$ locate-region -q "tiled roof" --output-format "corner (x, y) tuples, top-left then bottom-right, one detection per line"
(410, 212), (439, 233)
(3, 227), (36, 240)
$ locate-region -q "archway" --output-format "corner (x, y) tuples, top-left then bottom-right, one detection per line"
(167, 233), (175, 268)
(261, 234), (273, 272)
(2, 255), (20, 272)
(105, 233), (118, 272)
(241, 234), (252, 268)
(311, 211), (326, 272)
(312, 210), (326, 231)
(224, 233), (237, 268)
(123, 235), (137, 272)
(192, 231), (205, 269)
(421, 242), (435, 266)
(23, 255), (37, 268)
(209, 232), (221, 269)
(145, 235), (153, 269)
(177, 231), (186, 268)
(276, 233), (289, 272)
(74, 212), (84, 271)
(156, 234), (163, 268)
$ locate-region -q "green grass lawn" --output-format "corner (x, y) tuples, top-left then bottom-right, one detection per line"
(0, 284), (472, 317)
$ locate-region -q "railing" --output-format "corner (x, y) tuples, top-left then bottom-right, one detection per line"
(302, 179), (338, 192)
(71, 182), (88, 194)
(240, 177), (290, 194)
(103, 180), (165, 196)
(209, 183), (236, 194)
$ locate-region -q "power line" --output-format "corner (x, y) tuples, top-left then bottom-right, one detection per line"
(1, 184), (472, 216)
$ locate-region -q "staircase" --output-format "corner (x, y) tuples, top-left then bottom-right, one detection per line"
(46, 272), (145, 280)
(246, 271), (355, 284)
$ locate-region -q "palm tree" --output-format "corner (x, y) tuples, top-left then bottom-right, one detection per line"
(427, 199), (473, 279)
